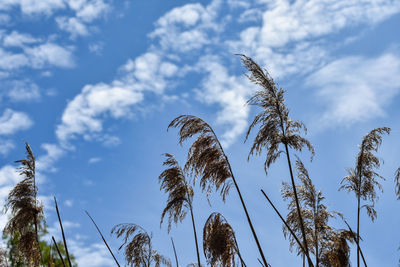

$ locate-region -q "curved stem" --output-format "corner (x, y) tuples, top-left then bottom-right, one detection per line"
(85, 211), (120, 267)
(171, 238), (179, 267)
(261, 189), (313, 265)
(208, 127), (269, 267)
(283, 144), (313, 267)
(189, 203), (201, 267)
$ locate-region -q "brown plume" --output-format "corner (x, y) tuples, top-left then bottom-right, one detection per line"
(159, 153), (201, 266)
(168, 115), (232, 201)
(339, 127), (390, 266)
(111, 223), (171, 267)
(3, 142), (44, 267)
(239, 54), (314, 173)
(203, 213), (245, 267)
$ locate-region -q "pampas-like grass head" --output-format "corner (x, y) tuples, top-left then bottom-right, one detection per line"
(112, 223), (171, 267)
(203, 212), (243, 267)
(3, 142), (44, 266)
(239, 54), (314, 174)
(168, 115), (232, 201)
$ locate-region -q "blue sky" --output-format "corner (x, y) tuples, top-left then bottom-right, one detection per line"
(0, 0), (400, 266)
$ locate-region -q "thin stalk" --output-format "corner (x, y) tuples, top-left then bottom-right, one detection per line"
(261, 190), (313, 265)
(52, 236), (66, 267)
(356, 146), (364, 267)
(28, 143), (43, 266)
(233, 236), (247, 267)
(314, 203), (319, 267)
(54, 197), (72, 267)
(343, 220), (367, 267)
(188, 204), (201, 267)
(257, 258), (265, 267)
(267, 79), (312, 266)
(209, 126), (269, 267)
(85, 211), (121, 267)
(357, 193), (361, 267)
(171, 238), (179, 267)
(283, 144), (313, 267)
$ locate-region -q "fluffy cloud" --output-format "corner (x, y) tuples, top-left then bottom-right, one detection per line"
(0, 0), (65, 15)
(36, 143), (65, 172)
(307, 52), (400, 127)
(0, 109), (33, 135)
(149, 0), (222, 52)
(57, 0), (111, 37)
(0, 139), (14, 155)
(0, 33), (75, 71)
(195, 56), (252, 147)
(56, 52), (178, 145)
(5, 79), (41, 102)
(0, 165), (21, 230)
(229, 0), (400, 77)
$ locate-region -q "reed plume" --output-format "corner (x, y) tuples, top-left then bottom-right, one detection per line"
(159, 153), (201, 266)
(239, 54), (314, 266)
(203, 212), (246, 267)
(339, 127), (390, 267)
(282, 158), (334, 266)
(3, 142), (44, 266)
(319, 230), (354, 267)
(111, 223), (171, 267)
(168, 115), (269, 267)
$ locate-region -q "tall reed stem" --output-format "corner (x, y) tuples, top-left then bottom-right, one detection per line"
(171, 238), (179, 267)
(52, 236), (66, 267)
(85, 211), (121, 267)
(54, 197), (72, 267)
(209, 127), (269, 267)
(261, 189), (313, 265)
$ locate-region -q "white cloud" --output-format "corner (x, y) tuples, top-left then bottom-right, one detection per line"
(307, 52), (400, 127)
(0, 37), (75, 71)
(69, 240), (115, 267)
(0, 109), (33, 135)
(56, 16), (89, 37)
(56, 52), (178, 145)
(64, 199), (74, 207)
(0, 139), (14, 155)
(195, 56), (252, 147)
(0, 0), (65, 15)
(6, 79), (41, 102)
(25, 42), (75, 68)
(0, 48), (29, 70)
(149, 0), (222, 52)
(36, 143), (65, 172)
(88, 157), (101, 164)
(229, 0), (400, 77)
(3, 31), (40, 47)
(56, 82), (143, 144)
(75, 0), (110, 22)
(88, 42), (104, 55)
(0, 165), (21, 231)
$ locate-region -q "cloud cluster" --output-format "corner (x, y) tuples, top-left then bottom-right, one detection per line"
(56, 52), (178, 145)
(307, 52), (400, 127)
